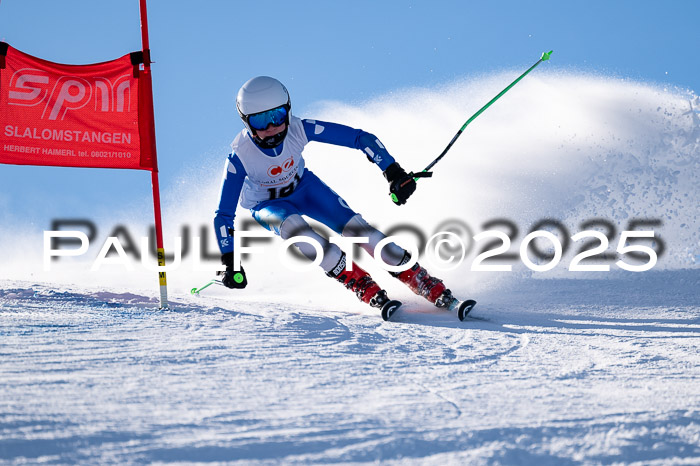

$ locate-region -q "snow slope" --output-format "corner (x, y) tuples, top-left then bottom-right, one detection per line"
(1, 72), (699, 463)
(1, 270), (699, 464)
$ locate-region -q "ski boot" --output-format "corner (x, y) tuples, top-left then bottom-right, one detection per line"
(391, 255), (476, 321)
(327, 253), (401, 321)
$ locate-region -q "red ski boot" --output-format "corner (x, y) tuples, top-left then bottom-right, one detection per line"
(391, 255), (457, 309)
(391, 253), (478, 321)
(327, 253), (402, 320)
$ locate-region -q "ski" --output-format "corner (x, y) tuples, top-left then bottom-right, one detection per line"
(381, 299), (402, 321)
(454, 299), (477, 321)
(437, 291), (477, 321)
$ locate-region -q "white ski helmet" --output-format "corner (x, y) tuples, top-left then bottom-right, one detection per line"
(236, 76), (291, 148)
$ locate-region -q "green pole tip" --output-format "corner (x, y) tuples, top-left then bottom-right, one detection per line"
(190, 287), (198, 295)
(541, 50), (553, 61)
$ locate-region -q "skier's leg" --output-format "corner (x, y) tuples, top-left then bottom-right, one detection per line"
(253, 200), (389, 308)
(282, 214), (366, 274)
(286, 170), (458, 309)
(341, 214), (405, 266)
(289, 173), (451, 307)
(325, 251), (391, 308)
(279, 214), (390, 307)
(280, 172), (387, 299)
(390, 260), (457, 307)
(253, 203), (341, 272)
(341, 214), (456, 307)
(288, 170), (357, 234)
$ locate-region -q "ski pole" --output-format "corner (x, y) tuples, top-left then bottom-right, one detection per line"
(391, 50), (553, 204)
(190, 270), (246, 295)
(190, 278), (223, 295)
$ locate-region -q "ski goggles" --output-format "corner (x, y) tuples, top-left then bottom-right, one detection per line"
(247, 105), (289, 131)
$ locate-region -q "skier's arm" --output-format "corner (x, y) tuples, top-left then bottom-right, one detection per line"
(214, 154), (250, 289)
(302, 119), (395, 171)
(302, 119), (416, 205)
(213, 154), (246, 255)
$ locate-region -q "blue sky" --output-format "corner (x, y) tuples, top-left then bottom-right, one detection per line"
(1, 0), (699, 225)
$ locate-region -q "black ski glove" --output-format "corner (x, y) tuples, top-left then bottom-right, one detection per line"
(384, 162), (416, 206)
(218, 252), (248, 289)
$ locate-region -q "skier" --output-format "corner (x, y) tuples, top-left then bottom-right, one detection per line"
(214, 76), (469, 319)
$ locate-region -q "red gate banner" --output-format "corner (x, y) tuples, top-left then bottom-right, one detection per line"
(0, 42), (154, 170)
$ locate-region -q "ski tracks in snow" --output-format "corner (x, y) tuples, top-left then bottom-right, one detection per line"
(1, 278), (699, 464)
